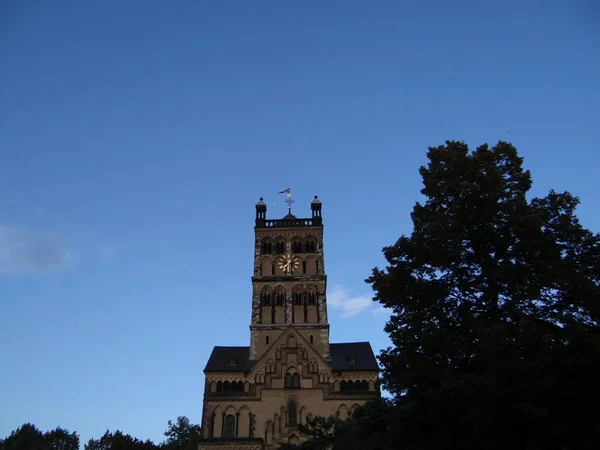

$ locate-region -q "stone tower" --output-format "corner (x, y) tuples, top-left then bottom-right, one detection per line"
(199, 195), (379, 450)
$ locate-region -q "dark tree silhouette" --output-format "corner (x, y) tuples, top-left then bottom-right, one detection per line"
(282, 140), (600, 450)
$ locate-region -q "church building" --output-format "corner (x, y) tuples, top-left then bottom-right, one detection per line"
(198, 195), (380, 450)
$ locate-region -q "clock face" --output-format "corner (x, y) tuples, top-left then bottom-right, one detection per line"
(278, 253), (300, 273)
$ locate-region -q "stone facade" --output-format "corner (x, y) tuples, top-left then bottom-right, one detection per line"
(198, 197), (379, 450)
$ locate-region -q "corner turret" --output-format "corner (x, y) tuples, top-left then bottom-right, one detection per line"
(255, 197), (266, 226)
(311, 195), (322, 225)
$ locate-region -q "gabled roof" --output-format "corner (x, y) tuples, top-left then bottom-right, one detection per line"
(330, 342), (379, 371)
(203, 342), (379, 373)
(203, 346), (255, 372)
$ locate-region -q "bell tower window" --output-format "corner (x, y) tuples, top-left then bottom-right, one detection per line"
(292, 239), (303, 253)
(293, 292), (302, 306)
(261, 292), (272, 307)
(276, 240), (285, 254)
(275, 291), (285, 306)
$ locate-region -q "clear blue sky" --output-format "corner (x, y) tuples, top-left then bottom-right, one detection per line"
(1, 0), (598, 446)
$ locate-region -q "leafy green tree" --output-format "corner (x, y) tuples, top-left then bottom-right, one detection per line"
(160, 417), (202, 450)
(0, 425), (78, 450)
(0, 424), (46, 450)
(84, 430), (156, 450)
(45, 428), (79, 450)
(365, 141), (600, 449)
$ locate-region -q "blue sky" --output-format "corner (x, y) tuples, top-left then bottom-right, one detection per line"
(1, 0), (598, 445)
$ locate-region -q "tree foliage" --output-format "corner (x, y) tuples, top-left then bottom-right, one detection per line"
(1, 417), (201, 450)
(278, 398), (396, 450)
(284, 140), (600, 450)
(84, 430), (156, 450)
(161, 417), (202, 450)
(0, 424), (79, 450)
(365, 140), (600, 449)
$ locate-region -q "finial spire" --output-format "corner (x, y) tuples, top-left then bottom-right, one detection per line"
(278, 188), (294, 213)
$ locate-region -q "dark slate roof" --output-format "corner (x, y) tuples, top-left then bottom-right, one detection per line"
(330, 342), (379, 371)
(204, 346), (255, 372)
(204, 342), (379, 373)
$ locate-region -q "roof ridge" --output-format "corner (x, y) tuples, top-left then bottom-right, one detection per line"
(213, 345), (249, 349)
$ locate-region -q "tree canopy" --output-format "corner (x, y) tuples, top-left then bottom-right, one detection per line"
(0, 424), (79, 450)
(161, 417), (203, 450)
(1, 417), (201, 450)
(284, 140), (600, 450)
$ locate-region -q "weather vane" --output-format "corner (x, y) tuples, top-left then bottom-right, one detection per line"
(278, 187), (294, 213)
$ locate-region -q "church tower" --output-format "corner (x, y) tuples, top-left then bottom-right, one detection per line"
(249, 195), (329, 362)
(199, 194), (380, 450)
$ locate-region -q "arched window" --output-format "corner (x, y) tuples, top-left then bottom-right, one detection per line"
(276, 240), (285, 254)
(347, 380), (354, 391)
(340, 380), (347, 392)
(262, 241), (272, 254)
(288, 400), (297, 427)
(292, 239), (303, 253)
(275, 291), (285, 306)
(293, 292), (302, 306)
(216, 381), (223, 392)
(348, 354), (355, 365)
(261, 292), (271, 307)
(305, 239), (316, 253)
(223, 414), (235, 438)
(229, 357), (238, 367)
(284, 371), (300, 388)
(361, 380), (369, 391)
(307, 292), (316, 305)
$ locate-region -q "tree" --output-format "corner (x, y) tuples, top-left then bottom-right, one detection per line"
(0, 425), (78, 450)
(161, 417), (202, 450)
(278, 398), (396, 450)
(45, 428), (79, 450)
(365, 141), (600, 449)
(85, 430), (156, 450)
(0, 424), (46, 450)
